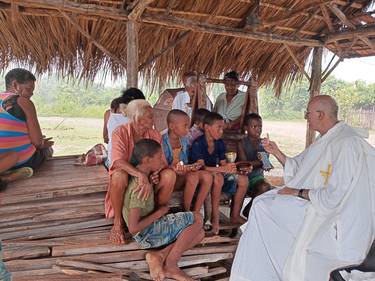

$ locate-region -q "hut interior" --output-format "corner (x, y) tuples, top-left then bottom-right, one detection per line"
(1, 0), (375, 280)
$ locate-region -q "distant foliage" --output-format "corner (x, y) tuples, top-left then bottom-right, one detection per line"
(259, 77), (375, 120)
(0, 74), (373, 119)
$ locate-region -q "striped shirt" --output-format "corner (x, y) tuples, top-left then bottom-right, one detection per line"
(0, 93), (36, 166)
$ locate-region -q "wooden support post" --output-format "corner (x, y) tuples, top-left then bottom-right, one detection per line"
(305, 47), (323, 147)
(126, 20), (139, 88)
(249, 77), (259, 114)
(239, 77), (258, 131)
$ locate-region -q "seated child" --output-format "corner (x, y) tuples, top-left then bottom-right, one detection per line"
(123, 139), (204, 281)
(241, 175), (272, 218)
(191, 112), (249, 234)
(186, 108), (210, 146)
(238, 113), (272, 190)
(162, 109), (212, 212)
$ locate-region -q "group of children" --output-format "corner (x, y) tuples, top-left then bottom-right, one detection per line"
(120, 105), (272, 280)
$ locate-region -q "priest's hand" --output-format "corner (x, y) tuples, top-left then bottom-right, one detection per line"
(278, 187), (298, 196)
(261, 139), (279, 155)
(261, 138), (286, 167)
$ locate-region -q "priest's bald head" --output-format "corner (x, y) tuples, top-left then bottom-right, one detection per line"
(305, 95), (339, 134)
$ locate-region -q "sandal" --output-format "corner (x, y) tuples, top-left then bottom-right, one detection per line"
(204, 220), (213, 231)
(1, 167), (33, 183)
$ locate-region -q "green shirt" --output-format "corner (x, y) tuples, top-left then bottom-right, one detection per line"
(122, 176), (155, 227)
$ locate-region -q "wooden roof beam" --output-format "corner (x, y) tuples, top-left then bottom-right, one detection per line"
(142, 13), (323, 47)
(127, 0), (154, 20)
(262, 0), (333, 27)
(5, 0), (129, 21)
(283, 44), (311, 81)
(2, 0), (324, 47)
(328, 4), (375, 56)
(328, 4), (356, 29)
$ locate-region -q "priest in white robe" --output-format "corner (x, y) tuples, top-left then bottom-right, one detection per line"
(230, 95), (375, 281)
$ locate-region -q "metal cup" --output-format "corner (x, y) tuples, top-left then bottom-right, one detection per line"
(225, 152), (237, 163)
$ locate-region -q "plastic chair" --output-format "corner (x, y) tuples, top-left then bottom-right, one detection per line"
(330, 239), (375, 281)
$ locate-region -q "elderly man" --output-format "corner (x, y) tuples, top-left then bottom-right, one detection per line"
(230, 95), (375, 281)
(214, 71), (246, 129)
(172, 72), (211, 117)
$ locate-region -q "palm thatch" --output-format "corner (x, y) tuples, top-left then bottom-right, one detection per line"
(0, 0), (374, 93)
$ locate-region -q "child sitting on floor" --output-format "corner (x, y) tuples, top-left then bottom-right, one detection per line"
(162, 109), (212, 212)
(238, 113), (272, 187)
(123, 139), (204, 281)
(186, 108), (210, 146)
(190, 112), (249, 234)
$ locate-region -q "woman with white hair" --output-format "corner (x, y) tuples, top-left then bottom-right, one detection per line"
(105, 99), (176, 244)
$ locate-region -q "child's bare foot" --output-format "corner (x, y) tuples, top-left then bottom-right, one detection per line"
(164, 264), (194, 281)
(146, 252), (165, 281)
(211, 220), (219, 235)
(230, 216), (247, 225)
(109, 223), (126, 244)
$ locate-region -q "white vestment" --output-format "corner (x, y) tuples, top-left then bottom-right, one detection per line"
(230, 122), (375, 281)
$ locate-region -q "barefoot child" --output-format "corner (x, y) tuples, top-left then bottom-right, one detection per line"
(124, 139), (204, 281)
(162, 109), (212, 212)
(191, 112), (249, 234)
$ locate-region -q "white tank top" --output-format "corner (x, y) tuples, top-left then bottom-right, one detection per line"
(107, 112), (129, 165)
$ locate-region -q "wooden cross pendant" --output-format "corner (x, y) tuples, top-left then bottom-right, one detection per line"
(320, 164), (332, 186)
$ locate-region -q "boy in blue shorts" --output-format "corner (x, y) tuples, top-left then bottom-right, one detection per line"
(123, 139), (204, 281)
(191, 112), (248, 234)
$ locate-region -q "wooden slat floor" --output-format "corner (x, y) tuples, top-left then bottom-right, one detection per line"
(0, 156), (236, 281)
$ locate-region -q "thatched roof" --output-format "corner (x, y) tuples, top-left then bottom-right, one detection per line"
(0, 0), (374, 92)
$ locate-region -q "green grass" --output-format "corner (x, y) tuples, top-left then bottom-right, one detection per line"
(39, 117), (104, 156)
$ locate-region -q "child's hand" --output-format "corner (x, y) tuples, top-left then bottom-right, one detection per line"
(221, 163), (237, 174)
(134, 173), (151, 201)
(149, 171), (160, 185)
(42, 137), (54, 148)
(157, 206), (170, 217)
(173, 161), (187, 175)
(190, 162), (203, 172)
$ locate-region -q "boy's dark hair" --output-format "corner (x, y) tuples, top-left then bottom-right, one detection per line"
(193, 108), (210, 125)
(224, 70), (239, 81)
(121, 87), (146, 104)
(5, 68), (36, 90)
(132, 139), (161, 164)
(204, 112), (224, 126)
(110, 97), (122, 111)
(167, 109), (189, 125)
(244, 113), (262, 126)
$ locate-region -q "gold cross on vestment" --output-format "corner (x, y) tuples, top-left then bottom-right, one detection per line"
(320, 164), (332, 186)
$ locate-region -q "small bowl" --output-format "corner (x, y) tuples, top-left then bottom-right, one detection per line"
(236, 162), (252, 173)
